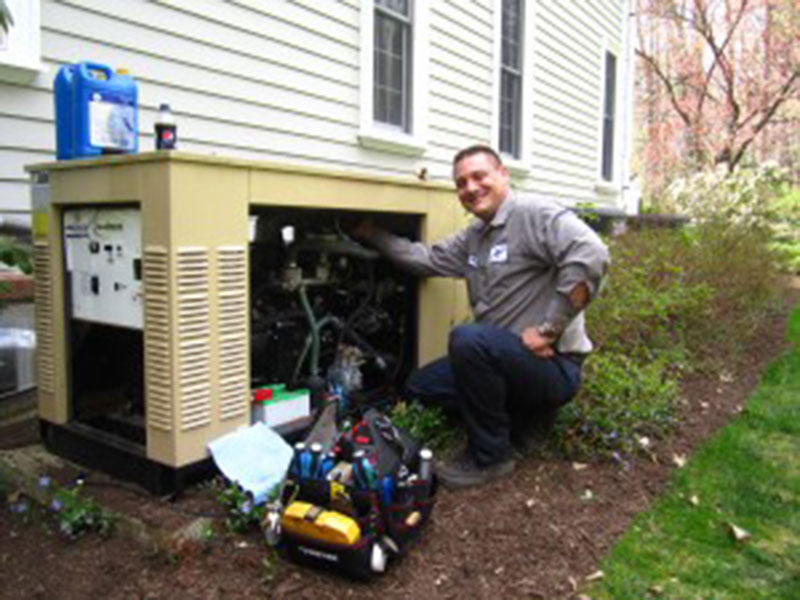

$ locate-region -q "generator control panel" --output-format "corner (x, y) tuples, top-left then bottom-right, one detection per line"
(63, 207), (143, 329)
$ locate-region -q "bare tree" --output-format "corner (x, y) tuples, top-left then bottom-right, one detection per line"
(635, 0), (800, 192)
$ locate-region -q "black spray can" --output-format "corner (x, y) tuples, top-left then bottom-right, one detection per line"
(155, 103), (177, 150)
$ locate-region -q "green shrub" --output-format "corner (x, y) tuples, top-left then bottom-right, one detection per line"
(390, 401), (455, 450)
(556, 352), (679, 457)
(767, 186), (800, 273)
(558, 212), (781, 458)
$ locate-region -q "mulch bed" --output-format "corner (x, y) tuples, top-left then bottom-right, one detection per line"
(1, 292), (796, 600)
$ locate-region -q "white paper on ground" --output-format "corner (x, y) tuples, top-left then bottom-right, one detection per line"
(207, 423), (293, 504)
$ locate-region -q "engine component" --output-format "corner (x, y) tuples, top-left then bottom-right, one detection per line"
(249, 209), (418, 405)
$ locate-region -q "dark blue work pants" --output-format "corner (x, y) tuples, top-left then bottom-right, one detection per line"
(406, 323), (582, 466)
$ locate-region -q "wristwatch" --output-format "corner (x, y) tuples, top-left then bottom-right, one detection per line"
(537, 321), (560, 339)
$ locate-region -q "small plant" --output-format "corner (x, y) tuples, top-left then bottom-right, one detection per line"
(390, 400), (455, 450)
(215, 479), (266, 534)
(39, 475), (115, 539)
(0, 235), (32, 274)
(7, 475), (115, 539)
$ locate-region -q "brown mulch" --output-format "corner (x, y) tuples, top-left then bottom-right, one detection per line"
(1, 292), (797, 600)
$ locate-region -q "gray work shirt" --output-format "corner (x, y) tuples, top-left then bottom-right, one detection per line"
(371, 192), (610, 355)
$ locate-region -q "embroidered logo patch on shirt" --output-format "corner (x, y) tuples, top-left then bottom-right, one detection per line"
(489, 243), (508, 263)
(468, 254), (479, 268)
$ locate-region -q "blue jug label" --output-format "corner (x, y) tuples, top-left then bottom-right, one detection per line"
(89, 95), (136, 151)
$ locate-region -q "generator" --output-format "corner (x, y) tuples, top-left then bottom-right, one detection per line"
(28, 153), (467, 494)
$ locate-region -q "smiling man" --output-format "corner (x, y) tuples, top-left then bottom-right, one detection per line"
(355, 144), (609, 488)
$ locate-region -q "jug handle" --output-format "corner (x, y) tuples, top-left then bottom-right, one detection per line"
(77, 61), (114, 81)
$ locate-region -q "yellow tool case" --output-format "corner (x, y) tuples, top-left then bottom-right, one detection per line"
(281, 501), (361, 546)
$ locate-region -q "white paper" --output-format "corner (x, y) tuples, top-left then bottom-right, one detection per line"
(207, 423), (294, 504)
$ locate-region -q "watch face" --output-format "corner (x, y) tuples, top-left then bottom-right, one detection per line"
(539, 322), (558, 338)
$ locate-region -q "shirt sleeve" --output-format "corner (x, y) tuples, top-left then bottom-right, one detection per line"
(540, 209), (610, 333)
(370, 228), (470, 278)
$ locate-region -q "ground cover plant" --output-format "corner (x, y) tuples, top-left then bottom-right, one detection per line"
(5, 473), (115, 539)
(583, 307), (800, 599)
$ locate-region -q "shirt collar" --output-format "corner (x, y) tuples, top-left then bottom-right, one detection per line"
(478, 191), (515, 232)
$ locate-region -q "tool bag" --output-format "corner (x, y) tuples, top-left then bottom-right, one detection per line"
(273, 408), (437, 578)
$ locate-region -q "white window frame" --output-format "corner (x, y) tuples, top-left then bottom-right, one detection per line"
(491, 0), (534, 176)
(358, 0), (429, 156)
(596, 40), (621, 192)
(0, 0), (44, 83)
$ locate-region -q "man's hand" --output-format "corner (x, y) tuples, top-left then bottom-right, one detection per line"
(349, 218), (380, 243)
(521, 326), (557, 359)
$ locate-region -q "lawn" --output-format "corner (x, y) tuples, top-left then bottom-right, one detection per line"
(585, 306), (800, 599)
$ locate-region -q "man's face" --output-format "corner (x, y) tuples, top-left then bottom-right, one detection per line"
(453, 152), (510, 222)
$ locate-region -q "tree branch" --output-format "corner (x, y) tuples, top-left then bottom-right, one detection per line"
(635, 48), (694, 128)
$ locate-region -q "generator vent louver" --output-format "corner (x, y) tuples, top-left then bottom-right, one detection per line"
(33, 241), (55, 394)
(217, 246), (248, 420)
(176, 247), (212, 431)
(143, 246), (173, 431)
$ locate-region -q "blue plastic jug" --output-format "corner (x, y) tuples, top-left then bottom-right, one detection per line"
(54, 64), (76, 159)
(53, 61), (139, 160)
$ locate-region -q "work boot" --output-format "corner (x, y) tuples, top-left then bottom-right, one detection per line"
(436, 449), (515, 489)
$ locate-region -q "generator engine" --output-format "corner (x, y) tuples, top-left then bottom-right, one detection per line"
(249, 209), (418, 406)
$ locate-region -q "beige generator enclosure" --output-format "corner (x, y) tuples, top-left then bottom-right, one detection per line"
(27, 152), (469, 493)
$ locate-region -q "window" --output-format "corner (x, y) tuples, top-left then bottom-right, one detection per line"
(492, 0), (532, 173)
(0, 0), (43, 83)
(499, 0), (523, 158)
(601, 51), (617, 182)
(359, 0), (428, 155)
(374, 0), (412, 131)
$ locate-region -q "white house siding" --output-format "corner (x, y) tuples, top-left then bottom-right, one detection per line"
(0, 0), (631, 225)
(527, 0), (628, 203)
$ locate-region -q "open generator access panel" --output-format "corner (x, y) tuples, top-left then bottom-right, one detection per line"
(30, 153), (468, 494)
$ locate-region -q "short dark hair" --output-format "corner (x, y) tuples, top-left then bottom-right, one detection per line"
(452, 145), (503, 169)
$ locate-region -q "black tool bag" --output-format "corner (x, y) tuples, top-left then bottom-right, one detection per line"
(276, 408), (437, 579)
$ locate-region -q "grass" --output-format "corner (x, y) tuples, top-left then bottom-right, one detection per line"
(584, 305), (800, 600)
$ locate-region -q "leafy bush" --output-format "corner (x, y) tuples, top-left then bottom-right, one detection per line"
(390, 401), (455, 450)
(558, 352), (679, 457)
(664, 161), (789, 228)
(767, 186), (800, 273)
(556, 212), (781, 458)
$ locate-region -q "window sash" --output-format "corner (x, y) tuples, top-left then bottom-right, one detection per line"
(374, 2), (412, 131)
(500, 69), (522, 157)
(499, 0), (523, 157)
(601, 51), (617, 181)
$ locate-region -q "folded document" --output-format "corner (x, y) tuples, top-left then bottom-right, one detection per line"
(208, 422), (293, 504)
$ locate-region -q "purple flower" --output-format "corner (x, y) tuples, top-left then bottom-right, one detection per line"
(38, 475), (51, 489)
(50, 499), (63, 512)
(10, 501), (28, 514)
(239, 500), (253, 515)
